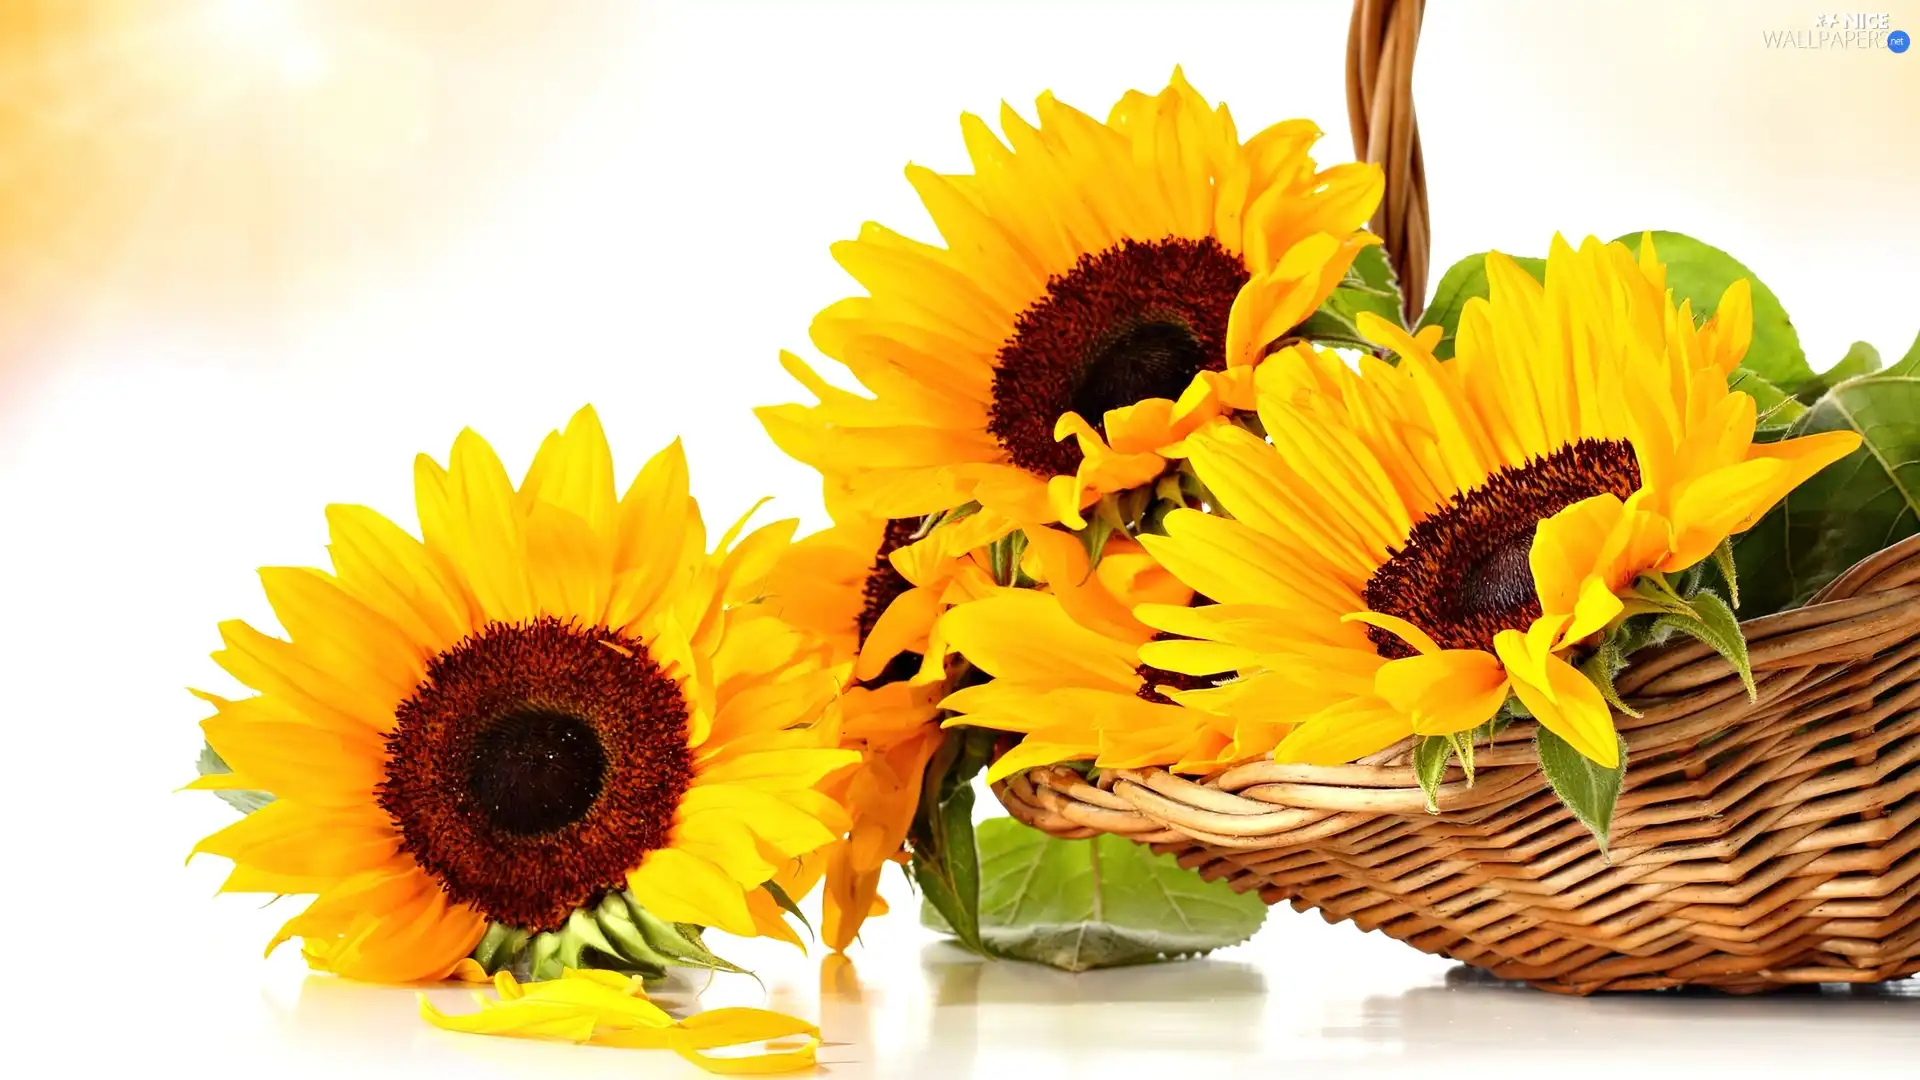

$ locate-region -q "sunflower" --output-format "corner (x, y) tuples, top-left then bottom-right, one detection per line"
(1135, 235), (1861, 769)
(757, 69), (1382, 543)
(188, 407), (860, 982)
(938, 533), (1216, 782)
(761, 494), (997, 950)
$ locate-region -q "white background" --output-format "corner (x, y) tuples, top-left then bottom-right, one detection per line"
(1, 1), (1915, 1076)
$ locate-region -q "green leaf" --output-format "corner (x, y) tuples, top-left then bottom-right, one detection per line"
(907, 728), (997, 957)
(1614, 231), (1810, 393)
(1291, 306), (1377, 353)
(1795, 341), (1882, 404)
(923, 818), (1268, 972)
(1412, 735), (1451, 814)
(1535, 727), (1629, 857)
(1327, 243), (1406, 331)
(1414, 251), (1546, 360)
(1731, 329), (1920, 616)
(195, 742), (275, 815)
(1730, 367), (1807, 439)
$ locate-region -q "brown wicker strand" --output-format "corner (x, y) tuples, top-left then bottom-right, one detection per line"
(1346, 0), (1430, 325)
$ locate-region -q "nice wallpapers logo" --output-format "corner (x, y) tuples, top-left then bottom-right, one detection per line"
(1763, 12), (1911, 50)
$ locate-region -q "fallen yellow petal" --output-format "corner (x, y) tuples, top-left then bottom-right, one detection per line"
(419, 968), (821, 1074)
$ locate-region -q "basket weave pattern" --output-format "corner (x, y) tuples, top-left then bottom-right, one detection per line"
(997, 535), (1920, 993)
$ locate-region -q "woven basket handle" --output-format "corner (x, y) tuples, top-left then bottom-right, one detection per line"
(1346, 0), (1429, 326)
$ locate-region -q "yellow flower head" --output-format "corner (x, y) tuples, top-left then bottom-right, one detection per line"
(758, 69), (1383, 544)
(1138, 235), (1861, 769)
(938, 532), (1210, 783)
(760, 499), (967, 951)
(189, 407), (859, 982)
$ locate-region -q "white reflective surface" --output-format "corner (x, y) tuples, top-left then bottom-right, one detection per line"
(55, 856), (1920, 1079)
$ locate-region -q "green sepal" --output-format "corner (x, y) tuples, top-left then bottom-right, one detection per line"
(1650, 590), (1757, 702)
(589, 894), (676, 973)
(527, 929), (563, 980)
(1624, 572), (1698, 619)
(194, 743), (275, 815)
(471, 922), (528, 972)
(1412, 735), (1451, 814)
(1447, 729), (1477, 785)
(1579, 635), (1643, 719)
(1080, 500), (1123, 568)
(1709, 538), (1741, 610)
(1535, 726), (1629, 858)
(988, 528), (1030, 587)
(907, 728), (997, 957)
(762, 880), (813, 941)
(469, 891), (752, 983)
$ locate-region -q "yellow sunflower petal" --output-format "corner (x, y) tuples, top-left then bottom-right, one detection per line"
(1375, 650), (1510, 736)
(627, 849), (757, 938)
(1494, 628), (1619, 767)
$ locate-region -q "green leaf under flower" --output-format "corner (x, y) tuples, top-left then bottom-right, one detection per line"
(1325, 243), (1408, 334)
(1535, 727), (1629, 857)
(923, 817), (1267, 971)
(1733, 330), (1920, 616)
(1794, 340), (1882, 404)
(907, 728), (997, 957)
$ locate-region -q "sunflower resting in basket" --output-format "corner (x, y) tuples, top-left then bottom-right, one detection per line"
(764, 72), (1908, 971)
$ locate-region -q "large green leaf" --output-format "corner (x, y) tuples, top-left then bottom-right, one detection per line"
(906, 728), (996, 956)
(1413, 251), (1546, 360)
(1535, 727), (1629, 857)
(1330, 243), (1407, 330)
(924, 817), (1268, 971)
(1731, 330), (1920, 615)
(1730, 366), (1807, 440)
(1613, 231), (1811, 393)
(1795, 341), (1882, 404)
(195, 742), (274, 815)
(1290, 244), (1409, 355)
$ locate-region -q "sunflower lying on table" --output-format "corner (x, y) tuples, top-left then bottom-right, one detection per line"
(188, 407), (852, 1070)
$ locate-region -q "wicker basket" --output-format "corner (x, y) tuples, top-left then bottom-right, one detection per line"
(998, 533), (1920, 994)
(995, 2), (1920, 993)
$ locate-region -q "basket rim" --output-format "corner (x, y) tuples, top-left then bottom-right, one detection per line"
(998, 531), (1920, 818)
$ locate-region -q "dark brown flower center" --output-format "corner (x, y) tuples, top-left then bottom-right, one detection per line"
(1134, 663), (1220, 705)
(854, 517), (926, 690)
(988, 237), (1249, 477)
(1363, 439), (1642, 659)
(378, 616), (691, 932)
